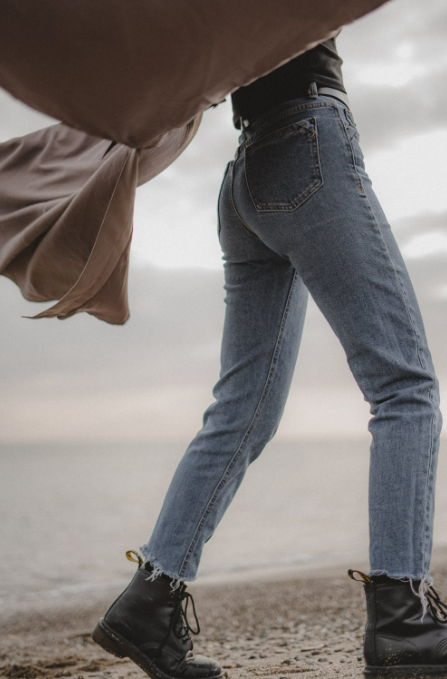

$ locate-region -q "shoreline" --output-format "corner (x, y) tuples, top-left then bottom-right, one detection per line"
(0, 549), (370, 614)
(2, 545), (447, 678)
(3, 543), (447, 613)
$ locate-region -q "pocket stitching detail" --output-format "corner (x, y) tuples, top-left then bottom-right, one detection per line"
(238, 101), (334, 152)
(245, 117), (324, 212)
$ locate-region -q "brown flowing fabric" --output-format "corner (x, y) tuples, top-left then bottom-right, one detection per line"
(0, 119), (200, 324)
(0, 0), (391, 324)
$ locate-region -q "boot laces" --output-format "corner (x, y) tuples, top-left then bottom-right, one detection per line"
(172, 585), (201, 641)
(125, 552), (201, 654)
(157, 584), (200, 656)
(426, 584), (447, 623)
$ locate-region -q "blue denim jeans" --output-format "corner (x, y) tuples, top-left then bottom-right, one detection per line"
(140, 90), (442, 587)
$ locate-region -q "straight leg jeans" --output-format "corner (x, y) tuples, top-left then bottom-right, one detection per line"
(140, 91), (443, 586)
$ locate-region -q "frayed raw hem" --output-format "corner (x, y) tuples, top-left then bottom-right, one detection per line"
(368, 569), (434, 622)
(139, 546), (195, 591)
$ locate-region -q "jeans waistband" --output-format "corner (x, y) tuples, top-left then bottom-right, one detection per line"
(238, 81), (350, 141)
(317, 86), (350, 109)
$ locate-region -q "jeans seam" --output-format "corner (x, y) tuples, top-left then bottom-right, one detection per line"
(228, 158), (263, 242)
(361, 187), (429, 379)
(333, 105), (366, 196)
(217, 161), (232, 241)
(421, 386), (436, 575)
(177, 270), (299, 577)
(361, 188), (438, 579)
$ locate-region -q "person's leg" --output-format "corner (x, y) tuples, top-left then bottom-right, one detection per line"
(230, 92), (442, 591)
(92, 157), (309, 678)
(139, 159), (309, 581)
(230, 90), (446, 674)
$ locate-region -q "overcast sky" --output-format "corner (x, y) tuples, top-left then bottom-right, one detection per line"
(0, 0), (446, 444)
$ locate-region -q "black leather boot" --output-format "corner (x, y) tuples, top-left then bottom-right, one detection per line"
(348, 568), (447, 677)
(92, 551), (222, 679)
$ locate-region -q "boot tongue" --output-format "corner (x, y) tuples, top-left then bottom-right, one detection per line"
(171, 586), (188, 636)
(174, 612), (188, 639)
(170, 585), (199, 649)
(171, 604), (193, 651)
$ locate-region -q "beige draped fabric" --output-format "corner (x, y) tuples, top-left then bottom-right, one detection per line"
(0, 0), (391, 324)
(0, 118), (200, 323)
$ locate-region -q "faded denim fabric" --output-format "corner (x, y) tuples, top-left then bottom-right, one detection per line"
(140, 90), (442, 587)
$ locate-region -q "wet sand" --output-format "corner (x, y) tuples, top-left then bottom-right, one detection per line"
(2, 549), (447, 679)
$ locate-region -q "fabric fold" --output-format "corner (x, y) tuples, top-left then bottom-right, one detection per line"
(0, 0), (391, 323)
(0, 0), (390, 148)
(0, 117), (201, 324)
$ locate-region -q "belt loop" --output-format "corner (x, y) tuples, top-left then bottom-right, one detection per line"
(239, 117), (247, 143)
(308, 81), (318, 99)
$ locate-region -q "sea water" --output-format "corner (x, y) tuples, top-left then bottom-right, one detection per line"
(1, 438), (446, 608)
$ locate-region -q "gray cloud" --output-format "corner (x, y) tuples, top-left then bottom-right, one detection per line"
(1, 209), (446, 419)
(393, 210), (447, 239)
(337, 0), (447, 153)
(0, 89), (55, 142)
(340, 0), (447, 65)
(0, 0), (446, 442)
(343, 67), (447, 155)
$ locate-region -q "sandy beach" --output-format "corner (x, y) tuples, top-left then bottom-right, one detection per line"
(2, 547), (447, 679)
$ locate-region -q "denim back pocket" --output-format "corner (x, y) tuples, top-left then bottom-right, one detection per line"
(244, 117), (323, 212)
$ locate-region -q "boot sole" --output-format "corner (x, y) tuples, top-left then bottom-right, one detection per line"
(91, 618), (222, 679)
(365, 665), (447, 677)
